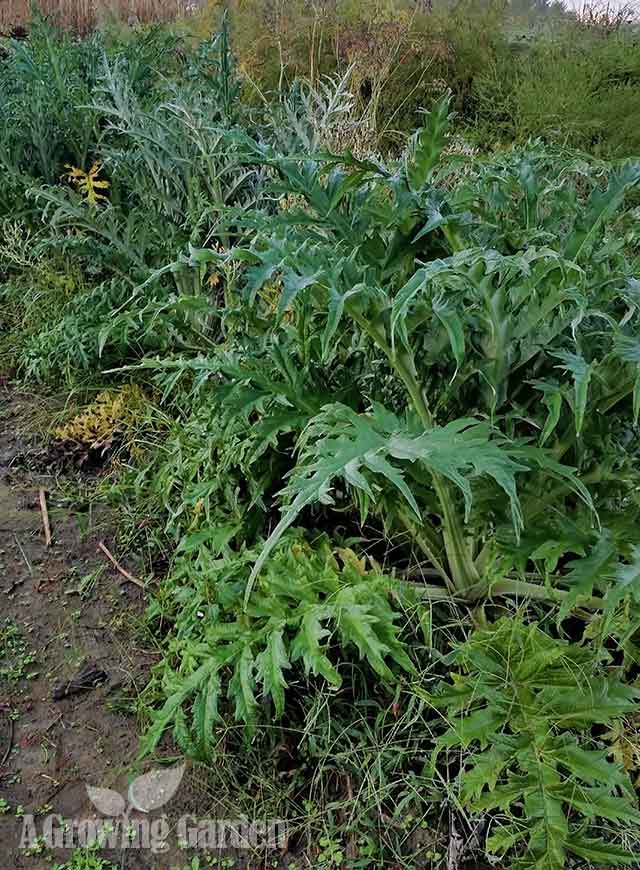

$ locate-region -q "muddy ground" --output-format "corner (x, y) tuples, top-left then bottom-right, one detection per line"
(0, 387), (227, 869)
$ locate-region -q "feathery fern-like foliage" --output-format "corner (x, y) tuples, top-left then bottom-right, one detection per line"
(141, 533), (414, 758)
(424, 619), (640, 869)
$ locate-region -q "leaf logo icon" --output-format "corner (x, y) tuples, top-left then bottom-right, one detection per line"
(128, 763), (186, 813)
(86, 786), (127, 816)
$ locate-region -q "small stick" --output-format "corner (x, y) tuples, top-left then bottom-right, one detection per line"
(13, 534), (32, 575)
(39, 488), (52, 547)
(1, 716), (15, 767)
(97, 541), (145, 590)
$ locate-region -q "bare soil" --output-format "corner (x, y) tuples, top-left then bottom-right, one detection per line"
(0, 387), (210, 869)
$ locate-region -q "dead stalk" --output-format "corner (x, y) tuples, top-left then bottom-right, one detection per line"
(39, 488), (52, 547)
(0, 0), (200, 33)
(98, 541), (145, 590)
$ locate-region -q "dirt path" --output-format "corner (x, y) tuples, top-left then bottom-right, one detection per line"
(0, 388), (193, 868)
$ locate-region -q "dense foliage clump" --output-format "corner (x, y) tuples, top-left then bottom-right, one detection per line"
(1, 12), (640, 868)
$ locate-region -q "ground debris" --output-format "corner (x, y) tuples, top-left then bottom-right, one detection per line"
(52, 664), (108, 701)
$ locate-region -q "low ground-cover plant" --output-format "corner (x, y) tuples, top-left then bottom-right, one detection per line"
(141, 532), (416, 757)
(425, 619), (640, 867)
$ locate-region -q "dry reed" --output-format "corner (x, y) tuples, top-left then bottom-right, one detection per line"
(0, 0), (202, 34)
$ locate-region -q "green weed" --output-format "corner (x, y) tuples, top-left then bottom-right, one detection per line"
(0, 620), (38, 683)
(52, 846), (117, 870)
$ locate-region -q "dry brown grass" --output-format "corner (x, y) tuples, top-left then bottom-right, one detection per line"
(574, 2), (638, 30)
(0, 0), (201, 34)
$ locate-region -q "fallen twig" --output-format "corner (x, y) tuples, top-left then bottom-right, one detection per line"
(97, 541), (145, 590)
(13, 533), (32, 575)
(1, 715), (15, 767)
(39, 488), (52, 547)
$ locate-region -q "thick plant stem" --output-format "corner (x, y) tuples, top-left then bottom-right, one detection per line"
(396, 505), (454, 593)
(400, 580), (457, 601)
(487, 577), (603, 610)
(410, 576), (604, 611)
(390, 348), (480, 594)
(435, 487), (481, 594)
(357, 313), (481, 595)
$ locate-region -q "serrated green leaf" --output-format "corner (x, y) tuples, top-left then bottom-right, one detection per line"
(290, 605), (342, 686)
(548, 739), (618, 785)
(486, 824), (529, 855)
(564, 162), (640, 261)
(473, 775), (537, 811)
(563, 786), (640, 824)
(229, 644), (257, 728)
(553, 351), (593, 436)
(433, 292), (465, 370)
(178, 524), (239, 555)
(566, 834), (636, 864)
(406, 92), (452, 190)
(139, 659), (216, 759)
(540, 389), (563, 446)
(559, 532), (617, 617)
(606, 545), (640, 611)
(321, 285), (345, 363)
(547, 677), (640, 725)
(438, 707), (508, 750)
(192, 666), (221, 757)
(335, 594), (393, 680)
(173, 706), (199, 759)
(255, 629), (290, 718)
(460, 738), (521, 802)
